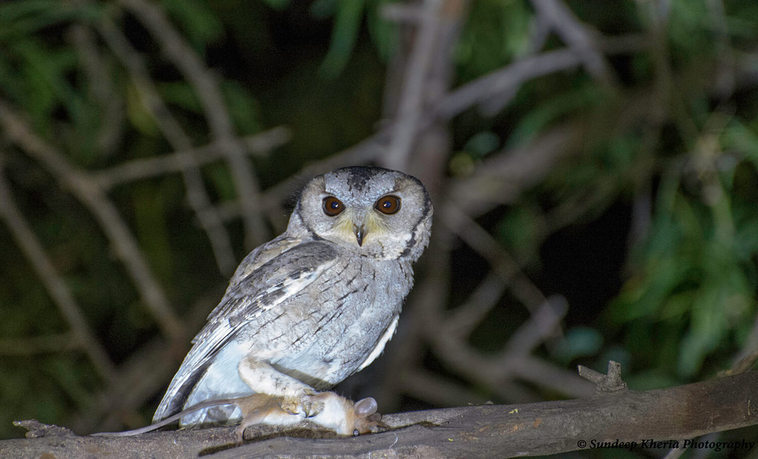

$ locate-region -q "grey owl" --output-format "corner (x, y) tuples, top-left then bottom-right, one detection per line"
(152, 166), (432, 435)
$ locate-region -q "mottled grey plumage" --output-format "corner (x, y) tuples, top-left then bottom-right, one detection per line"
(153, 166), (432, 427)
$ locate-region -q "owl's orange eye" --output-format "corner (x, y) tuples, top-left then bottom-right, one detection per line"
(375, 195), (401, 215)
(323, 196), (345, 216)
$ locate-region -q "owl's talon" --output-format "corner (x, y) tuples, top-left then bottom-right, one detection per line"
(299, 394), (326, 418)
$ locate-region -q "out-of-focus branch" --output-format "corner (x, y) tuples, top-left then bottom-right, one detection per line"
(438, 33), (646, 120)
(214, 35), (643, 223)
(0, 162), (115, 381)
(444, 271), (507, 338)
(438, 48), (581, 119)
(400, 368), (490, 407)
(447, 122), (586, 217)
(0, 101), (184, 342)
(216, 129), (389, 228)
(530, 0), (619, 87)
(441, 203), (548, 310)
(497, 296), (567, 362)
(118, 0), (268, 249)
(0, 333), (77, 356)
(67, 25), (125, 157)
(430, 288), (591, 401)
(97, 15), (236, 274)
(94, 128), (291, 189)
(382, 0), (444, 170)
(70, 287), (222, 433)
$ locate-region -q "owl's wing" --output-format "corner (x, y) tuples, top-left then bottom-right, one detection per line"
(153, 240), (339, 422)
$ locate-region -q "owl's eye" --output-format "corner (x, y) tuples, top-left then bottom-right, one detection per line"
(375, 195), (401, 215)
(322, 196), (345, 216)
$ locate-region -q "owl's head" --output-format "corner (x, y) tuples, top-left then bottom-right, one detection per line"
(289, 166), (433, 261)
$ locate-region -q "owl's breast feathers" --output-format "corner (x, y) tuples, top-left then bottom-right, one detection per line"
(153, 238), (410, 422)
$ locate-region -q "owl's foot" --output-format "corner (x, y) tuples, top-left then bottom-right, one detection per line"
(234, 393), (303, 443)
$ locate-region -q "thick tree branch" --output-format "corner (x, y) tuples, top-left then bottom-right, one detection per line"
(5, 370), (756, 458)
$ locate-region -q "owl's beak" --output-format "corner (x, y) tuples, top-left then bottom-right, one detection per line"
(354, 224), (366, 246)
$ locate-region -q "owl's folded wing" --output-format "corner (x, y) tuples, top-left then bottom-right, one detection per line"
(152, 240), (338, 422)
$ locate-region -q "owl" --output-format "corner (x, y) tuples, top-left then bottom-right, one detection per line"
(152, 166), (432, 436)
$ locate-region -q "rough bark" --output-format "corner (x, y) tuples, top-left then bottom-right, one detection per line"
(3, 370), (756, 458)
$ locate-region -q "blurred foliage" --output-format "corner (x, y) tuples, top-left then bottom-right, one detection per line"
(1, 0), (758, 452)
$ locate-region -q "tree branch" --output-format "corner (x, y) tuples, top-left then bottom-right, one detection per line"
(6, 370), (756, 457)
(93, 128), (290, 190)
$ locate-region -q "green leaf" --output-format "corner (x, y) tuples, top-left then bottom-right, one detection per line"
(161, 0), (224, 50)
(318, 0), (364, 78)
(262, 0), (292, 10)
(0, 1), (101, 40)
(554, 326), (604, 363)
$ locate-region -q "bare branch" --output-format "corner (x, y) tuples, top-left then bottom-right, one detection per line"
(0, 333), (77, 356)
(7, 370), (757, 458)
(94, 128), (291, 190)
(118, 0), (268, 248)
(530, 0), (619, 87)
(67, 25), (125, 156)
(441, 203), (548, 310)
(498, 296), (567, 361)
(400, 368), (490, 407)
(447, 122), (585, 218)
(0, 162), (116, 381)
(444, 271), (507, 338)
(0, 100), (184, 342)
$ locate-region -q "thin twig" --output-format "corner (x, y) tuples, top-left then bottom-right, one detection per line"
(67, 24), (125, 156)
(401, 368), (490, 407)
(441, 203), (548, 310)
(215, 36), (643, 222)
(97, 14), (236, 274)
(438, 48), (582, 119)
(215, 129), (389, 226)
(118, 0), (268, 249)
(530, 0), (619, 87)
(0, 333), (77, 356)
(94, 128), (290, 189)
(0, 100), (184, 342)
(0, 161), (115, 381)
(444, 271), (507, 338)
(498, 295), (567, 362)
